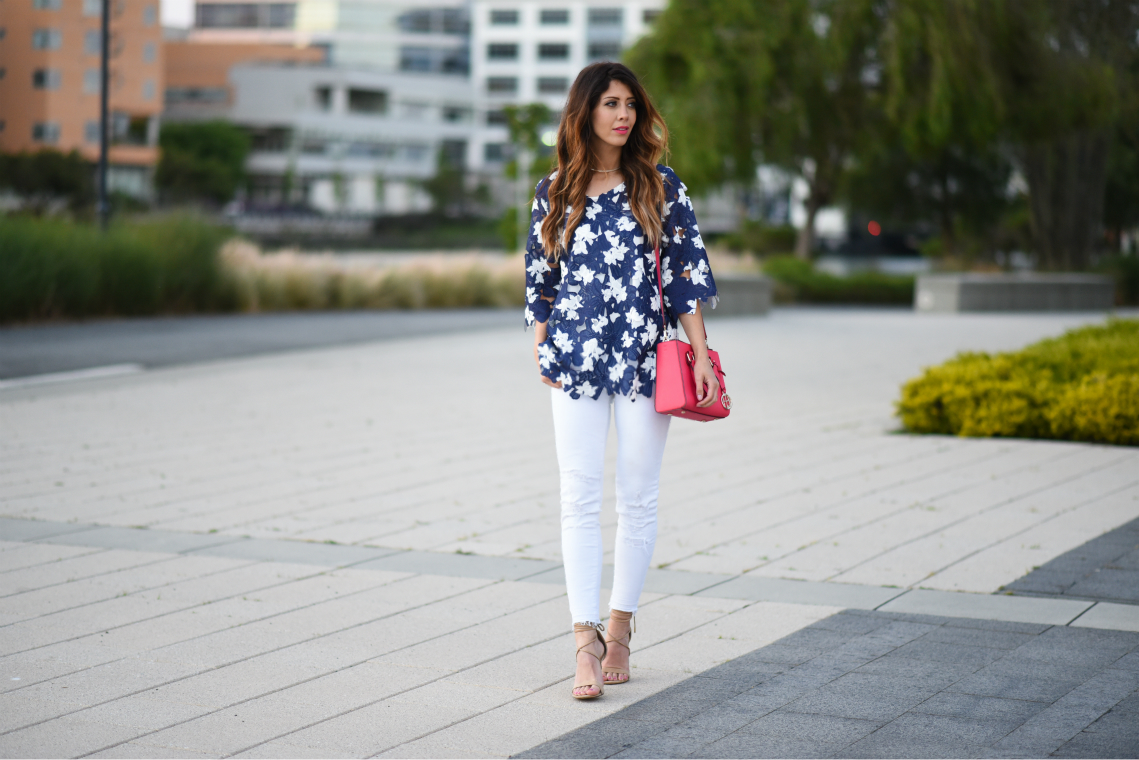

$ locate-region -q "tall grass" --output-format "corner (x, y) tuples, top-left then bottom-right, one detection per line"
(0, 215), (234, 321)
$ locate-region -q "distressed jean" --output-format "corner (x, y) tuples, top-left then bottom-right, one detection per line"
(551, 388), (671, 626)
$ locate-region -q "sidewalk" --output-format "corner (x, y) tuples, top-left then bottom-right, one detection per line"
(2, 308), (1137, 758)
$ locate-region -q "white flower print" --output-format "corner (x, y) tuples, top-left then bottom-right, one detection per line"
(629, 257), (645, 288)
(561, 293), (584, 320)
(603, 276), (627, 304)
(621, 330), (635, 348)
(553, 328), (574, 353)
(578, 379), (597, 398)
(673, 226), (686, 245)
(527, 257), (551, 279)
(572, 223), (599, 255)
(690, 266), (708, 287)
(603, 230), (628, 265)
(625, 306), (645, 330)
(586, 202), (602, 220)
(537, 342), (555, 369)
(693, 233), (706, 250)
(643, 321), (659, 345)
(687, 299), (698, 313)
(526, 286), (536, 303)
(557, 372), (573, 387)
(661, 257), (674, 286)
(608, 358), (628, 383)
(580, 338), (603, 372)
(573, 264), (597, 285)
(590, 314), (610, 333)
(616, 215), (637, 232)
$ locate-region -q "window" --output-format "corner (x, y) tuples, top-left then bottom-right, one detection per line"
(32, 122), (61, 143)
(0, 68), (5, 80)
(84, 29), (100, 54)
(486, 76), (517, 94)
(347, 88), (386, 114)
(537, 76), (568, 94)
(143, 42), (156, 63)
(32, 68), (62, 89)
(143, 79), (155, 100)
(487, 43), (517, 60)
(486, 109), (507, 126)
(1, 121), (7, 132)
(346, 141), (393, 158)
(398, 8), (431, 31)
(84, 69), (100, 93)
(82, 0), (101, 16)
(540, 8), (568, 24)
(195, 3), (295, 28)
(397, 8), (469, 34)
(588, 41), (620, 60)
(400, 46), (468, 74)
(643, 9), (661, 23)
(538, 43), (569, 60)
(164, 86), (227, 103)
(32, 28), (62, 49)
(248, 127), (291, 152)
(442, 106), (471, 123)
(300, 138), (326, 155)
(85, 121), (100, 143)
(587, 8), (622, 25)
(314, 86), (332, 111)
(441, 139), (466, 168)
(489, 9), (517, 25)
(484, 143), (507, 162)
(33, 0), (62, 10)
(143, 4), (156, 24)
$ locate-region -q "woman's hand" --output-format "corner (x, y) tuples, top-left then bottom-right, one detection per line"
(692, 356), (720, 408)
(533, 318), (563, 389)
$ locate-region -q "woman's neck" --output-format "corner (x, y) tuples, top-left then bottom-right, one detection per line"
(592, 141), (622, 173)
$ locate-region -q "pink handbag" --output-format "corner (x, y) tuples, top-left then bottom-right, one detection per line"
(652, 244), (731, 421)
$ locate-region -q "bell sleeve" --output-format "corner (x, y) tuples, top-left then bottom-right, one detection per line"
(658, 167), (718, 324)
(524, 176), (562, 327)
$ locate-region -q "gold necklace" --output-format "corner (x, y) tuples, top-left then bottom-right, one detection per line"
(592, 168), (619, 173)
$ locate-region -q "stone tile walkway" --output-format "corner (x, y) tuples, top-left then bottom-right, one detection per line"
(2, 308), (1138, 758)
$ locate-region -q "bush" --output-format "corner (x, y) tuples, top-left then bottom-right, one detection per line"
(0, 215), (235, 321)
(762, 255), (915, 304)
(156, 122), (250, 205)
(897, 319), (1139, 445)
(720, 222), (799, 255)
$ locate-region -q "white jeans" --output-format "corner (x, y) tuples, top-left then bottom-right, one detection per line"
(551, 389), (671, 626)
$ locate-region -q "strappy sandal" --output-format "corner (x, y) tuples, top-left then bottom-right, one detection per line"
(603, 610), (634, 685)
(572, 623), (607, 700)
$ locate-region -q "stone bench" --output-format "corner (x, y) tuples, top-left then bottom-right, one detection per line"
(915, 273), (1115, 312)
(705, 274), (773, 317)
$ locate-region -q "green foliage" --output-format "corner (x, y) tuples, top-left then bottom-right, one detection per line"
(897, 320), (1139, 445)
(1097, 254), (1139, 305)
(762, 255), (914, 304)
(0, 215), (235, 321)
(156, 121), (250, 205)
(0, 150), (94, 213)
(720, 222), (798, 255)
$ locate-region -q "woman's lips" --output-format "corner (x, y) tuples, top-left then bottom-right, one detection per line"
(614, 127), (629, 134)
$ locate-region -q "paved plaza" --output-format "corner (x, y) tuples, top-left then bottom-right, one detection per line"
(1, 308), (1138, 758)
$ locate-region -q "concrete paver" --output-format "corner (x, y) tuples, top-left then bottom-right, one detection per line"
(3, 309), (1138, 758)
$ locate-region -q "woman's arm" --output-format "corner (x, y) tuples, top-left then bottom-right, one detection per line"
(532, 300), (562, 388)
(677, 302), (718, 407)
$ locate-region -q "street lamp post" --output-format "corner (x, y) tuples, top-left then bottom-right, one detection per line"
(97, 0), (110, 229)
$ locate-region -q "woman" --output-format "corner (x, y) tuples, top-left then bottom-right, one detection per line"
(524, 62), (720, 700)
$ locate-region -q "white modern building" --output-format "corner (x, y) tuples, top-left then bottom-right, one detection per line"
(468, 0), (664, 172)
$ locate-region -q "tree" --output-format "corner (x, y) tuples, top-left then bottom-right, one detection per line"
(0, 149), (94, 214)
(501, 103), (551, 251)
(156, 121), (250, 205)
(629, 0), (885, 257)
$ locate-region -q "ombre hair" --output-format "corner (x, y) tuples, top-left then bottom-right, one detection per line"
(539, 62), (669, 262)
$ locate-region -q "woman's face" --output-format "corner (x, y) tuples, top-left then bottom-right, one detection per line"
(591, 80), (637, 150)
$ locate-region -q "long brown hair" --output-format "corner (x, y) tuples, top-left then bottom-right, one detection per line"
(539, 62), (669, 262)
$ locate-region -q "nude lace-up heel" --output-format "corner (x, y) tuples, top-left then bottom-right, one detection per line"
(572, 623), (608, 700)
(603, 610), (634, 685)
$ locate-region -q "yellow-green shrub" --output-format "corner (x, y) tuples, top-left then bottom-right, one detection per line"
(897, 320), (1139, 446)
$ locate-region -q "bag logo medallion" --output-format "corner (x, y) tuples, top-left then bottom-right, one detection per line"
(721, 392), (732, 410)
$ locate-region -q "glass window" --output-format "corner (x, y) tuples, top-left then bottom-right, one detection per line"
(538, 43), (569, 60)
(0, 68), (6, 79)
(143, 79), (155, 100)
(82, 0), (101, 15)
(84, 68), (100, 93)
(484, 143), (507, 162)
(314, 86), (332, 111)
(489, 9), (517, 25)
(486, 76), (517, 94)
(195, 3), (294, 28)
(588, 41), (620, 60)
(84, 29), (100, 53)
(442, 106), (471, 122)
(32, 69), (62, 89)
(399, 46), (468, 75)
(348, 88), (386, 114)
(537, 77), (568, 94)
(398, 9), (432, 32)
(33, 0), (63, 10)
(32, 28), (62, 49)
(486, 109), (507, 126)
(587, 8), (622, 25)
(540, 9), (568, 24)
(441, 8), (468, 33)
(642, 9), (661, 23)
(164, 86), (228, 104)
(32, 122), (61, 143)
(487, 43), (517, 60)
(267, 3), (294, 26)
(143, 4), (156, 24)
(85, 121), (101, 143)
(143, 42), (156, 63)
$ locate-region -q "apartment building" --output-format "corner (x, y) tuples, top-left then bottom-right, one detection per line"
(187, 0), (470, 73)
(0, 0), (164, 195)
(468, 0), (663, 172)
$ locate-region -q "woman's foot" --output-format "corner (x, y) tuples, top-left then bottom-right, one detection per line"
(572, 624), (606, 699)
(603, 610), (633, 684)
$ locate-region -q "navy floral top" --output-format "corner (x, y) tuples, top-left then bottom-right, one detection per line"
(525, 165), (718, 400)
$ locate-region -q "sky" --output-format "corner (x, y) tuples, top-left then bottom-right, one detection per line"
(162, 0), (194, 29)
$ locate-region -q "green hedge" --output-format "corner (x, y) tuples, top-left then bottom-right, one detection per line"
(0, 215), (235, 321)
(762, 255), (915, 304)
(897, 320), (1139, 446)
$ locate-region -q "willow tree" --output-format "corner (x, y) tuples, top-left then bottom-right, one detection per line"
(628, 0), (885, 258)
